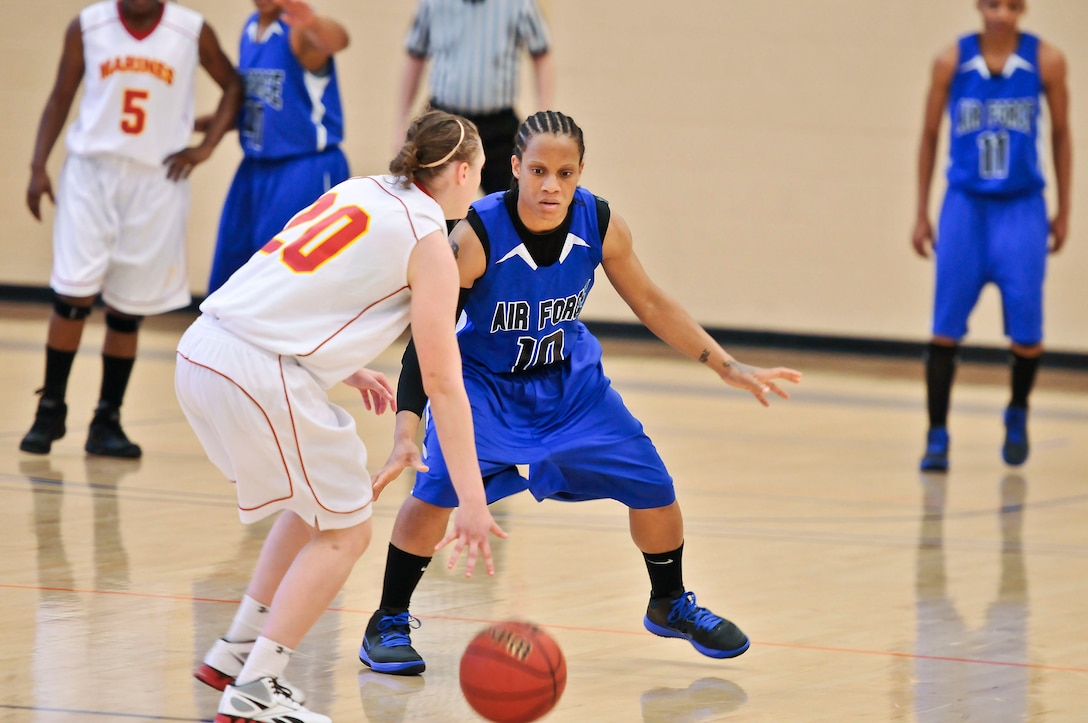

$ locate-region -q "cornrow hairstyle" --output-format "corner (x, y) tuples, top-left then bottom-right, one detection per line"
(389, 109), (481, 186)
(513, 110), (586, 165)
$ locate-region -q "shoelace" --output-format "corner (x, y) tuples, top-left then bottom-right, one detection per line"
(377, 612), (421, 647)
(270, 678), (294, 699)
(668, 591), (724, 632)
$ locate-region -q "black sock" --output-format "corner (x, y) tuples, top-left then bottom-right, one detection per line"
(925, 343), (958, 429)
(643, 542), (684, 600)
(98, 354), (135, 409)
(380, 543), (432, 612)
(1009, 351), (1040, 408)
(42, 347), (77, 401)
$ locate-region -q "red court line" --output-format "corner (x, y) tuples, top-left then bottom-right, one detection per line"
(4, 582), (1086, 674)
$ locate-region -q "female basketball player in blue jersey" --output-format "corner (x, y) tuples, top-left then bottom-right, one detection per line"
(912, 0), (1071, 472)
(205, 0), (352, 293)
(358, 110), (802, 676)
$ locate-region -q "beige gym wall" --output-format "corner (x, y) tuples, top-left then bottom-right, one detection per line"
(3, 1), (1085, 352)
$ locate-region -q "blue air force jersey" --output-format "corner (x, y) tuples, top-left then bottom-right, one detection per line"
(238, 14), (344, 159)
(459, 188), (603, 374)
(946, 32), (1044, 196)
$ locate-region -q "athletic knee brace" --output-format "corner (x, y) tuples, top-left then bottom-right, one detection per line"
(105, 313), (142, 333)
(53, 296), (92, 320)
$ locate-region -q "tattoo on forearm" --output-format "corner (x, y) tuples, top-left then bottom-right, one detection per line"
(449, 238), (460, 259)
(699, 348), (710, 364)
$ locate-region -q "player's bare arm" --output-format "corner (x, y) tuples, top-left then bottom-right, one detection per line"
(1039, 40), (1072, 253)
(449, 219), (488, 288)
(601, 210), (801, 406)
(408, 229), (506, 576)
(27, 18), (85, 220)
(163, 23), (242, 181)
(912, 44), (958, 259)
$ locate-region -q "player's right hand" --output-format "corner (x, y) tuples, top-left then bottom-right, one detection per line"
(912, 217), (935, 258)
(437, 502), (508, 578)
(371, 436), (427, 502)
(27, 169), (55, 220)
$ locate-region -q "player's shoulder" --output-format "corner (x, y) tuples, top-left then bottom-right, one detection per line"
(162, 1), (205, 33)
(78, 0), (117, 28)
(1037, 37), (1068, 74)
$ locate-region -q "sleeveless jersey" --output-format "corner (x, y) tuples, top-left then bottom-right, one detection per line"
(65, 1), (203, 167)
(946, 32), (1045, 196)
(237, 13), (344, 159)
(200, 175), (445, 389)
(459, 188), (603, 373)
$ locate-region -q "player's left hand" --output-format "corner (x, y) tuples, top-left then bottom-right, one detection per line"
(1050, 215), (1069, 253)
(343, 368), (396, 415)
(719, 360), (802, 407)
(163, 146), (212, 181)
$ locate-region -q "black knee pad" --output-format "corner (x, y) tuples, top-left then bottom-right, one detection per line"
(53, 296), (92, 320)
(105, 313), (142, 333)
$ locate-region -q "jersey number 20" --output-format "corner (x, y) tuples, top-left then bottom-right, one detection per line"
(261, 192), (372, 274)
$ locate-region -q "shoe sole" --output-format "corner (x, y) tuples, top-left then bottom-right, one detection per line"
(358, 645), (426, 676)
(84, 444), (142, 459)
(195, 664), (234, 692)
(919, 457), (948, 472)
(1002, 443), (1028, 466)
(643, 616), (751, 659)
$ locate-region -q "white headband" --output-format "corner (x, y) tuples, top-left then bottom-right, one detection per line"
(420, 120), (466, 168)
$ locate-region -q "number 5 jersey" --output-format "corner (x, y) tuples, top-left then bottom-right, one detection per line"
(65, 0), (203, 167)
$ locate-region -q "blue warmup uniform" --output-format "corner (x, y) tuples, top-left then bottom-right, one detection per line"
(934, 32), (1049, 345)
(411, 189), (676, 510)
(207, 14), (350, 293)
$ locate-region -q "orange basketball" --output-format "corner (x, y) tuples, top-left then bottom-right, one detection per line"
(459, 621), (567, 723)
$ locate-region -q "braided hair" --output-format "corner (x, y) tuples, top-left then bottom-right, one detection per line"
(513, 110), (586, 166)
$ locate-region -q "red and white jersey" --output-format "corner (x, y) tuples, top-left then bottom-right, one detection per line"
(200, 175), (446, 389)
(65, 1), (203, 167)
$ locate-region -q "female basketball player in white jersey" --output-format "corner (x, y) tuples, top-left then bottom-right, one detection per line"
(176, 110), (503, 723)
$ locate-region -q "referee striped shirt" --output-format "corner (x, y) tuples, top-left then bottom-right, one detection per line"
(406, 0), (551, 115)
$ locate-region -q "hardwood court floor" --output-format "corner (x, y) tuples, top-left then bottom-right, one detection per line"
(1, 302), (1085, 722)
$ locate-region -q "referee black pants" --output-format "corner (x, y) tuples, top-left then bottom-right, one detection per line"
(429, 101), (520, 195)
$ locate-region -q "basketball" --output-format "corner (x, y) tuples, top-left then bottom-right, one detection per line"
(459, 621), (567, 723)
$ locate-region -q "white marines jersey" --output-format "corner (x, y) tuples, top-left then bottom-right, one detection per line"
(65, 1), (203, 167)
(200, 175), (447, 389)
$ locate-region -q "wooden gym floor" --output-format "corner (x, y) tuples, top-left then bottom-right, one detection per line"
(1, 301), (1085, 722)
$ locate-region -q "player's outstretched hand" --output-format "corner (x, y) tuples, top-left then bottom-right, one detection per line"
(719, 360), (802, 407)
(343, 368), (395, 414)
(163, 145), (213, 181)
(275, 0), (316, 28)
(27, 169), (55, 221)
(372, 436), (427, 502)
(437, 502), (508, 578)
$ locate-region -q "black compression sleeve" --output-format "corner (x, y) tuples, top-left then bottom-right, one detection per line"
(396, 340), (427, 417)
(395, 287), (473, 417)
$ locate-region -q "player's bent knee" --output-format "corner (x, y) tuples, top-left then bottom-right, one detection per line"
(105, 312), (143, 333)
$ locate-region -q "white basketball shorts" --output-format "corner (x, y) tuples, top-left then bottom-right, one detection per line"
(174, 315), (373, 530)
(51, 153), (191, 315)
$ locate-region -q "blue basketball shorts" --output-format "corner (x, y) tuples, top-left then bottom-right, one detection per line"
(411, 335), (676, 510)
(932, 187), (1049, 345)
(208, 147), (350, 293)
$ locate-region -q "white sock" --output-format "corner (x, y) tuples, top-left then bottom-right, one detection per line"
(225, 595), (270, 643)
(236, 636), (294, 686)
